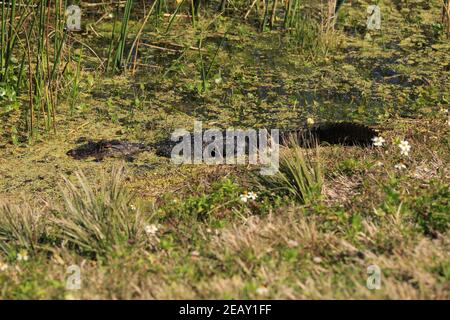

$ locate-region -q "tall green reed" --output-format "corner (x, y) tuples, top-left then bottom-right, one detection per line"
(1, 0), (68, 138)
(107, 0), (133, 73)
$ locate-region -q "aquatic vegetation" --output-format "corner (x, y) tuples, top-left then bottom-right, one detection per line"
(1, 0), (68, 137)
(0, 0), (448, 300)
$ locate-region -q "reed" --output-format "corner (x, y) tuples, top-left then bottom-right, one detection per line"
(109, 0), (134, 73)
(1, 0), (67, 137)
(165, 0), (186, 34)
(444, 0), (450, 37)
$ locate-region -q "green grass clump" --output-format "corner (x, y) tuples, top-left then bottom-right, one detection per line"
(258, 137), (323, 205)
(0, 202), (47, 257)
(54, 166), (148, 258)
(411, 182), (449, 237)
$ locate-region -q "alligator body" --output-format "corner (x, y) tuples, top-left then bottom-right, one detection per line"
(67, 122), (379, 161)
(66, 139), (150, 161)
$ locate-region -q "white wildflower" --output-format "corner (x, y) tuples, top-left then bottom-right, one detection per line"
(372, 136), (385, 147)
(256, 287), (269, 295)
(306, 117), (315, 125)
(191, 250), (200, 257)
(394, 163), (407, 170)
(398, 140), (411, 156)
(0, 262), (8, 272)
(144, 224), (158, 236)
(247, 192), (258, 200)
(313, 256), (323, 264)
(240, 191), (257, 202)
(240, 192), (249, 202)
(130, 204), (136, 211)
(17, 250), (29, 262)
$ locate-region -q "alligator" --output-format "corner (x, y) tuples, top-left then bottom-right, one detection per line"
(66, 122), (379, 161)
(66, 139), (151, 161)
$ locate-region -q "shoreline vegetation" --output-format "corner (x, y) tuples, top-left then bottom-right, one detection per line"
(0, 0), (449, 299)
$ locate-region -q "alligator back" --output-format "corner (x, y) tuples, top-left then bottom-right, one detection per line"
(67, 140), (149, 161)
(67, 122), (379, 161)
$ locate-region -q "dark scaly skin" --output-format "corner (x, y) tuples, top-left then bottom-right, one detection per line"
(66, 140), (150, 161)
(67, 122), (379, 161)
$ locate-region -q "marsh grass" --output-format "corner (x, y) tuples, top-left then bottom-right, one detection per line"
(197, 26), (227, 93)
(0, 201), (47, 256)
(108, 0), (134, 73)
(0, 0), (448, 300)
(2, 0), (343, 137)
(444, 0), (450, 36)
(1, 0), (67, 137)
(258, 135), (323, 205)
(54, 166), (148, 258)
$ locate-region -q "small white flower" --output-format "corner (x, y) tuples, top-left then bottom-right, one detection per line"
(313, 256), (323, 264)
(240, 191), (257, 202)
(394, 163), (407, 170)
(130, 204), (136, 211)
(247, 192), (258, 200)
(255, 287), (269, 295)
(17, 250), (29, 262)
(144, 224), (158, 236)
(191, 250), (200, 257)
(372, 136), (385, 147)
(240, 193), (249, 203)
(0, 262), (8, 272)
(398, 140), (411, 156)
